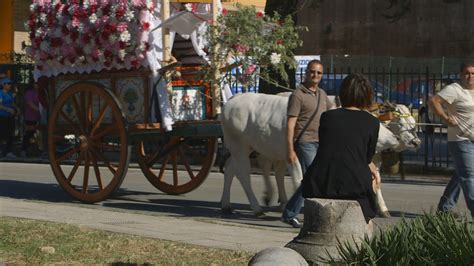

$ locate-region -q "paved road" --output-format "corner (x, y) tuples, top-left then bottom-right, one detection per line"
(0, 162), (470, 252)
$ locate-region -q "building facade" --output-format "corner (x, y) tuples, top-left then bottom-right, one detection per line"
(296, 0), (474, 58)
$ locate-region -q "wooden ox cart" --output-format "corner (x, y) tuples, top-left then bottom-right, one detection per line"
(27, 0), (223, 202)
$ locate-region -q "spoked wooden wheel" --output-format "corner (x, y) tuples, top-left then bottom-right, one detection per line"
(136, 136), (217, 194)
(48, 83), (130, 203)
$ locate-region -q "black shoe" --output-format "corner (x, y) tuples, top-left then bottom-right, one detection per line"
(281, 217), (302, 228)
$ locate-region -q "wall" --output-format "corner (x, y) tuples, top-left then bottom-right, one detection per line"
(0, 0), (14, 63)
(296, 0), (474, 58)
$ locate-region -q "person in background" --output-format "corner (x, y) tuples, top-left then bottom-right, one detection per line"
(20, 83), (41, 158)
(0, 77), (18, 158)
(301, 73), (381, 223)
(429, 61), (474, 219)
(281, 60), (333, 228)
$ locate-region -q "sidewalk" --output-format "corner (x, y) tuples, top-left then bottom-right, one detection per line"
(0, 197), (296, 253)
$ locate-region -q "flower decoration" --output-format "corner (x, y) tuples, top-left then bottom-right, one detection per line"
(25, 0), (156, 74)
(205, 4), (305, 90)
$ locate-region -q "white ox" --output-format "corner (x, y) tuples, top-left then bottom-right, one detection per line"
(220, 93), (420, 217)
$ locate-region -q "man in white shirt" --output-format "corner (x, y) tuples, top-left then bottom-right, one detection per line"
(429, 61), (474, 218)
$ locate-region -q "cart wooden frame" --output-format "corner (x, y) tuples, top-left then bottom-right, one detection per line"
(47, 69), (222, 203)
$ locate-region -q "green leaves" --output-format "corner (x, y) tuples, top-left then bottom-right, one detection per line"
(321, 213), (474, 265)
(204, 4), (304, 91)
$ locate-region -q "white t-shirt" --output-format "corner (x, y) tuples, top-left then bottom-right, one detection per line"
(437, 82), (474, 141)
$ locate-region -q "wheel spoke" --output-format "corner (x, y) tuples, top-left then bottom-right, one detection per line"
(178, 147), (195, 180)
(55, 146), (81, 163)
(172, 153), (178, 187)
(86, 91), (93, 132)
(92, 141), (121, 151)
(67, 150), (84, 183)
(145, 145), (167, 166)
(71, 94), (85, 132)
(89, 151), (103, 190)
(158, 156), (169, 181)
(91, 104), (109, 135)
(92, 124), (118, 140)
(51, 134), (66, 143)
(90, 145), (117, 175)
(82, 151), (90, 193)
(59, 109), (83, 135)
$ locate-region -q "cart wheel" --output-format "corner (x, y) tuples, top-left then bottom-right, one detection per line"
(48, 82), (130, 203)
(136, 136), (217, 194)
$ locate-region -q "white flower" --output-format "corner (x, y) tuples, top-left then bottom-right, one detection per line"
(64, 134), (75, 140)
(118, 49), (126, 60)
(24, 22), (30, 31)
(35, 28), (43, 36)
(120, 30), (131, 42)
(39, 13), (47, 23)
(89, 14), (98, 24)
(125, 10), (134, 20)
(184, 4), (193, 11)
(67, 5), (75, 15)
(29, 4), (37, 12)
(146, 0), (154, 9)
(270, 52), (281, 65)
(77, 23), (85, 33)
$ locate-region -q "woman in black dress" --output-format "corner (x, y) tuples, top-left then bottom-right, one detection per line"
(302, 73), (381, 222)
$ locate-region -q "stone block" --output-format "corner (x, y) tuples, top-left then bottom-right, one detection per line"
(248, 247), (308, 266)
(286, 198), (373, 264)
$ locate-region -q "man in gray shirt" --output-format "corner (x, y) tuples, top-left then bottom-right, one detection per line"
(282, 60), (333, 227)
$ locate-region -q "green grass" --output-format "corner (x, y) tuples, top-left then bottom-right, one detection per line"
(0, 216), (252, 265)
(321, 213), (474, 265)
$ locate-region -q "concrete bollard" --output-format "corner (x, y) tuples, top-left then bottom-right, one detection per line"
(248, 247), (308, 266)
(285, 198), (373, 264)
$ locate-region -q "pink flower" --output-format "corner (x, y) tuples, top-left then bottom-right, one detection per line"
(222, 8), (228, 16)
(71, 16), (80, 28)
(142, 22), (150, 31)
(245, 65), (257, 75)
(116, 22), (128, 32)
(234, 44), (249, 53)
(256, 11), (264, 18)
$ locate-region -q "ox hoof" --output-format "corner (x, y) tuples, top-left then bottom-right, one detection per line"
(221, 207), (234, 215)
(379, 210), (391, 218)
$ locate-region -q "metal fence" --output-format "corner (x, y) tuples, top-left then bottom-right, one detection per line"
(304, 67), (459, 170)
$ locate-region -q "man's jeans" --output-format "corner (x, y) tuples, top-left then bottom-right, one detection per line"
(282, 141), (319, 221)
(437, 141), (474, 217)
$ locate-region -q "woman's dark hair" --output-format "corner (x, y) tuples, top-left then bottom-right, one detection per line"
(338, 73), (374, 109)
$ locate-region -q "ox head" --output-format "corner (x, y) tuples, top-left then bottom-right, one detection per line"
(376, 122), (400, 153)
(381, 102), (421, 152)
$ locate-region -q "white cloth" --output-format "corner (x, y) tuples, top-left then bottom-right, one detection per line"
(32, 1), (221, 131)
(437, 82), (474, 141)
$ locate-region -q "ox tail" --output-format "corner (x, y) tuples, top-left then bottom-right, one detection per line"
(287, 158), (303, 190)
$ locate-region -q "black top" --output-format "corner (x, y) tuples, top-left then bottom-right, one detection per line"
(302, 108), (379, 200)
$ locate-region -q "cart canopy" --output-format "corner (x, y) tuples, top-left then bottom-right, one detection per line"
(26, 0), (219, 80)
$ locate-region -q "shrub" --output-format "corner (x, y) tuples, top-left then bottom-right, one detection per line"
(321, 213), (474, 265)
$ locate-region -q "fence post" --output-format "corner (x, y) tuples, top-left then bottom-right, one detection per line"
(424, 67), (430, 168)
